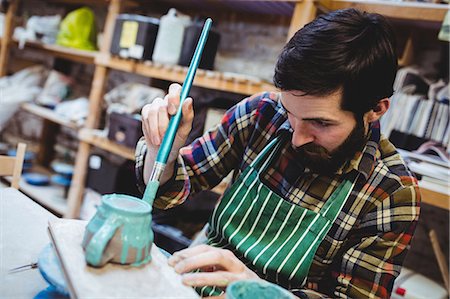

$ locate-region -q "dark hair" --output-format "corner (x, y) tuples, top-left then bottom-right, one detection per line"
(273, 8), (397, 117)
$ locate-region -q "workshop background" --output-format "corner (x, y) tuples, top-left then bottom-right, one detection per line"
(0, 1), (448, 298)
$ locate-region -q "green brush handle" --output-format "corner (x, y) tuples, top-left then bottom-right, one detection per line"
(156, 18), (212, 165)
(143, 18), (212, 205)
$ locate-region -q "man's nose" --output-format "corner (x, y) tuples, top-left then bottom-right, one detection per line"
(292, 122), (314, 147)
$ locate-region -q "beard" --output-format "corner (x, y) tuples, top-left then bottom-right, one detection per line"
(293, 120), (367, 175)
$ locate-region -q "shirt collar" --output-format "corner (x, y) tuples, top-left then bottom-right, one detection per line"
(275, 94), (292, 135)
(337, 121), (380, 180)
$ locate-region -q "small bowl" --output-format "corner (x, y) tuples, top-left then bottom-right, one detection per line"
(226, 280), (294, 299)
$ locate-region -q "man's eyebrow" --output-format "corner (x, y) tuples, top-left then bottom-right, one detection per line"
(302, 117), (338, 123)
(280, 101), (291, 114)
(280, 101), (338, 123)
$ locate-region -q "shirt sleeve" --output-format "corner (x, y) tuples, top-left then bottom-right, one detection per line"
(317, 184), (420, 298)
(135, 94), (264, 210)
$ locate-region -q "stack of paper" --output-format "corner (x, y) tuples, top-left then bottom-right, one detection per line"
(398, 149), (450, 195)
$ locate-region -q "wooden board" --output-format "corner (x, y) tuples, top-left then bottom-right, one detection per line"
(318, 0), (448, 22)
(78, 129), (135, 161)
(47, 219), (199, 299)
(11, 39), (97, 65)
(96, 54), (276, 96)
(21, 103), (80, 130)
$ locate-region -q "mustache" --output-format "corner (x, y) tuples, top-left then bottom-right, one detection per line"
(293, 142), (332, 160)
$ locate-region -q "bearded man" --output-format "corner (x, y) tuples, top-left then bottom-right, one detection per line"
(136, 8), (420, 298)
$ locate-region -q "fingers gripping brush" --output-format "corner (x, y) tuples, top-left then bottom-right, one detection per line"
(143, 18), (212, 205)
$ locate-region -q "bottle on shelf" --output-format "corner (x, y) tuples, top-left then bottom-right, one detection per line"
(152, 8), (191, 65)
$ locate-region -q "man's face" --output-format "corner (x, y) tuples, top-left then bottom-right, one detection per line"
(280, 90), (368, 175)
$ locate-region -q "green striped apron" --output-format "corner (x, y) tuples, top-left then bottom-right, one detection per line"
(197, 137), (359, 297)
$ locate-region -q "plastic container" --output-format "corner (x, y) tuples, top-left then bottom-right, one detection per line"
(110, 14), (159, 60)
(178, 20), (220, 70)
(391, 268), (447, 299)
(51, 161), (74, 177)
(23, 173), (50, 186)
(152, 9), (191, 65)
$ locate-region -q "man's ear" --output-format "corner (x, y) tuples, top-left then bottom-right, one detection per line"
(365, 98), (390, 123)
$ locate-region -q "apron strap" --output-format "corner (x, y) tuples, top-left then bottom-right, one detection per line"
(249, 136), (284, 173)
(249, 137), (360, 223)
(320, 171), (360, 222)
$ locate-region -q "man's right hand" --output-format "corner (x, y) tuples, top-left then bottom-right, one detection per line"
(141, 83), (194, 183)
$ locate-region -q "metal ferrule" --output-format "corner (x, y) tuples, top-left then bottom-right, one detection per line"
(149, 161), (166, 182)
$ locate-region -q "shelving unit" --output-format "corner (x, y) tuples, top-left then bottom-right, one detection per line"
(65, 0), (306, 218)
(78, 128), (135, 161)
(317, 0), (448, 22)
(11, 39), (98, 64)
(0, 0), (448, 218)
(96, 54), (276, 95)
(21, 103), (80, 130)
(3, 165), (68, 216)
(419, 184), (450, 211)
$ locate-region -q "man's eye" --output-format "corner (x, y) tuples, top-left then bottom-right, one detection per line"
(314, 120), (330, 127)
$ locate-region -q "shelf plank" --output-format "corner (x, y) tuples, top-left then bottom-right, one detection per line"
(3, 165), (68, 216)
(318, 0), (448, 22)
(47, 0), (138, 7)
(0, 0), (17, 76)
(46, 0), (109, 5)
(11, 39), (98, 64)
(419, 183), (450, 211)
(21, 103), (80, 130)
(96, 55), (277, 95)
(78, 128), (135, 161)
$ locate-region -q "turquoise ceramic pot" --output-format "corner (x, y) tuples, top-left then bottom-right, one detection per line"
(226, 280), (294, 299)
(82, 193), (153, 267)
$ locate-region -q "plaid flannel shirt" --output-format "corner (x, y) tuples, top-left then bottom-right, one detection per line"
(135, 92), (420, 298)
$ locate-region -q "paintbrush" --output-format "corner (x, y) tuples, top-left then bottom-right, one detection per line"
(143, 18), (212, 204)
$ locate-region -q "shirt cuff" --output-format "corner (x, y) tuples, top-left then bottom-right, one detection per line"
(135, 137), (191, 210)
(153, 154), (191, 209)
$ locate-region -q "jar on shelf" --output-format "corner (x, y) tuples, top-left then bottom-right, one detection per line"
(152, 8), (191, 65)
(178, 19), (221, 70)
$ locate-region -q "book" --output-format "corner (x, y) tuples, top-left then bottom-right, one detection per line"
(418, 179), (450, 196)
(408, 161), (449, 182)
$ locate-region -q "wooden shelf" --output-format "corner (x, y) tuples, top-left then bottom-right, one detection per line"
(419, 182), (450, 211)
(96, 54), (277, 95)
(78, 128), (135, 161)
(21, 103), (80, 130)
(318, 0), (448, 22)
(3, 165), (68, 216)
(11, 39), (98, 64)
(46, 0), (110, 5)
(142, 0), (299, 16)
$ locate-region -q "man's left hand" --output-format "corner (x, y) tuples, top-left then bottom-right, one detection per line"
(168, 245), (260, 289)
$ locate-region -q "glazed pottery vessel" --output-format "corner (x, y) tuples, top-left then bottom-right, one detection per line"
(82, 193), (153, 267)
(226, 280), (294, 299)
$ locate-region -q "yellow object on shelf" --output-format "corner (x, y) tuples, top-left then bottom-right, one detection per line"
(56, 7), (97, 51)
